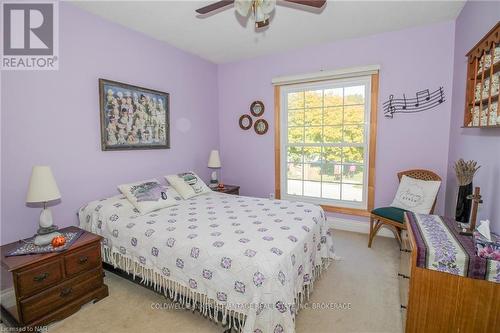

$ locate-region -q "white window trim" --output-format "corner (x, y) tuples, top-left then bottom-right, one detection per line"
(272, 65), (380, 86)
(279, 75), (372, 210)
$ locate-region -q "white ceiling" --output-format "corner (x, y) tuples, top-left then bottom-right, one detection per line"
(72, 1), (465, 64)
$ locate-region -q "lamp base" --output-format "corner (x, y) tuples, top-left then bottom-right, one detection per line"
(34, 231), (61, 246)
(37, 225), (59, 235)
(210, 170), (219, 184)
(34, 207), (60, 246)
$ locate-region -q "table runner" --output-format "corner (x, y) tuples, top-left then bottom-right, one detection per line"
(5, 229), (83, 257)
(406, 212), (500, 283)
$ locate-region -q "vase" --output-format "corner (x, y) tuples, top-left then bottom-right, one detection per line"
(455, 182), (473, 223)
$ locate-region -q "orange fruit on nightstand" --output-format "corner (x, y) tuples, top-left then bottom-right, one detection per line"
(51, 235), (66, 247)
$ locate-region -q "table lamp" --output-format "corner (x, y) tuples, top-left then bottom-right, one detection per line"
(26, 166), (62, 246)
(208, 150), (221, 188)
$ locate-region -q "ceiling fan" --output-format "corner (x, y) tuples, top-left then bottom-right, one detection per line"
(195, 0), (327, 28)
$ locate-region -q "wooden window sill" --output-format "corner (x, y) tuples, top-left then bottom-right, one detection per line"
(320, 205), (371, 217)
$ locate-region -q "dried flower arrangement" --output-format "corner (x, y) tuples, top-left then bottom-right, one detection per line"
(454, 159), (481, 186)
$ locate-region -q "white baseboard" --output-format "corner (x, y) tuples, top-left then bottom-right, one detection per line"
(327, 217), (395, 238)
(0, 288), (16, 308)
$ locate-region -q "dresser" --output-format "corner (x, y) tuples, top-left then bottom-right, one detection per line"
(400, 213), (500, 333)
(0, 226), (108, 329)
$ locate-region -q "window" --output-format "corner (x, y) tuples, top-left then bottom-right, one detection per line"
(275, 72), (378, 215)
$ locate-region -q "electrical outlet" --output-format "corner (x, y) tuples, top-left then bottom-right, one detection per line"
(269, 193), (275, 200)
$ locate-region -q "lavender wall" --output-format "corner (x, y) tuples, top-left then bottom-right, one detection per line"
(445, 1), (500, 233)
(3, 3), (489, 246)
(217, 22), (456, 221)
(0, 3), (219, 244)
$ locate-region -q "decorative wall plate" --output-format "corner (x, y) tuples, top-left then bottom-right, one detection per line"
(239, 114), (253, 130)
(254, 119), (269, 135)
(250, 101), (265, 117)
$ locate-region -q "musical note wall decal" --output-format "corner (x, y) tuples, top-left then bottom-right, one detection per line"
(415, 89), (430, 107)
(383, 87), (446, 118)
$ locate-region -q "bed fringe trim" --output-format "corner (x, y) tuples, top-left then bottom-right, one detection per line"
(101, 245), (331, 332)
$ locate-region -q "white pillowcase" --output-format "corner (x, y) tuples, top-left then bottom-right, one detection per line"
(118, 179), (181, 214)
(165, 172), (211, 199)
(390, 175), (441, 214)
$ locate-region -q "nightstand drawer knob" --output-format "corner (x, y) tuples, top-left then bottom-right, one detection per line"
(33, 272), (49, 282)
(60, 287), (72, 297)
(79, 256), (89, 264)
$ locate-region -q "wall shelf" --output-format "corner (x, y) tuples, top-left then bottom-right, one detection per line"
(475, 62), (500, 80)
(470, 94), (499, 107)
(463, 21), (500, 128)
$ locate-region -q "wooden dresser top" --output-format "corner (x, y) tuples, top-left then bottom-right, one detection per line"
(1, 226), (101, 272)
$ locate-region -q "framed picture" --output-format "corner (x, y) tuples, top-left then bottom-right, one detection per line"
(99, 79), (170, 151)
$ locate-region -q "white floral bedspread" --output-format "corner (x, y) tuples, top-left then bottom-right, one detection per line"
(79, 192), (334, 333)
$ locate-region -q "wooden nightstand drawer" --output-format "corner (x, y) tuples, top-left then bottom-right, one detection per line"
(16, 259), (63, 298)
(20, 268), (103, 323)
(64, 242), (100, 277)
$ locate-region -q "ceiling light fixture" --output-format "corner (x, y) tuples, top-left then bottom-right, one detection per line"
(235, 0), (276, 28)
(195, 0), (326, 29)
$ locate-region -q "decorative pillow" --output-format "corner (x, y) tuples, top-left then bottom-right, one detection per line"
(390, 175), (441, 214)
(165, 172), (211, 199)
(118, 179), (181, 214)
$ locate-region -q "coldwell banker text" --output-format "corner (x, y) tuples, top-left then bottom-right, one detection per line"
(1, 1), (59, 70)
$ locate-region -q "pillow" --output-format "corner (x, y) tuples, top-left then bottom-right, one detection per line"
(390, 175), (441, 214)
(118, 179), (180, 214)
(165, 171), (211, 199)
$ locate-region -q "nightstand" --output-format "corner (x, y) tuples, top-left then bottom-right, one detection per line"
(0, 226), (108, 329)
(212, 184), (240, 195)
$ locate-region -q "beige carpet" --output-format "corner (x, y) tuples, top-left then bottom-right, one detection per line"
(43, 230), (402, 333)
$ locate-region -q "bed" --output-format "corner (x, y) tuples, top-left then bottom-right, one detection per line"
(78, 191), (334, 333)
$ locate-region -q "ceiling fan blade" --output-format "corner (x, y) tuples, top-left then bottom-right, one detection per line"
(282, 0), (326, 8)
(195, 0), (235, 14)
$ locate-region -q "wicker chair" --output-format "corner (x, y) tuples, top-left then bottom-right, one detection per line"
(367, 169), (441, 248)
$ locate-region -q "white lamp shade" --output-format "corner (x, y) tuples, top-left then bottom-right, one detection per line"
(208, 150), (221, 168)
(26, 166), (61, 203)
(254, 5), (265, 22)
(235, 0), (252, 16)
(261, 0), (276, 15)
(235, 0), (276, 17)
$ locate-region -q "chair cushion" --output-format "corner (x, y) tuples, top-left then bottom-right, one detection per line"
(371, 206), (408, 223)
